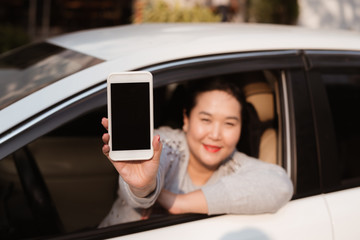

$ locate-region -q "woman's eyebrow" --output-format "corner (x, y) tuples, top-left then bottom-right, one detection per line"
(199, 111), (240, 121)
(199, 111), (211, 116)
(226, 116), (240, 121)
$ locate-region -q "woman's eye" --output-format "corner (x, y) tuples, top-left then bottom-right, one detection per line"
(201, 118), (211, 123)
(225, 122), (235, 127)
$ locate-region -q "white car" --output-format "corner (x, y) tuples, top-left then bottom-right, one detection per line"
(1, 23), (360, 240)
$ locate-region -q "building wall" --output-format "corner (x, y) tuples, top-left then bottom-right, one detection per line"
(297, 0), (360, 31)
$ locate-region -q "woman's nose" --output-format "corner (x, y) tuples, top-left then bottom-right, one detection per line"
(209, 123), (221, 140)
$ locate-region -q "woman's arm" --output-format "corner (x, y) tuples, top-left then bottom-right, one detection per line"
(158, 154), (293, 216)
(202, 154), (293, 215)
(157, 189), (208, 214)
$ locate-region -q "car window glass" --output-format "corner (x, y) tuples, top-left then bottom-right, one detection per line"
(322, 71), (360, 186)
(0, 42), (103, 110)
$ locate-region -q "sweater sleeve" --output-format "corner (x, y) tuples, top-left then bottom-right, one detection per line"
(118, 169), (162, 209)
(201, 153), (293, 215)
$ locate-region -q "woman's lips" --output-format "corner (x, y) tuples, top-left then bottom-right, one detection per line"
(203, 144), (221, 153)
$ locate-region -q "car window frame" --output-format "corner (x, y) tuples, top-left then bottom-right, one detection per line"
(283, 68), (322, 199)
(1, 50), (305, 240)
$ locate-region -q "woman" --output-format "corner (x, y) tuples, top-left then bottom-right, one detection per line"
(99, 79), (293, 227)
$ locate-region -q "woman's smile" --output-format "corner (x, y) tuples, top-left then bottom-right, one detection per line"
(203, 144), (222, 153)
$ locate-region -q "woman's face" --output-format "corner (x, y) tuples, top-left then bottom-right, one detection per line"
(183, 90), (242, 171)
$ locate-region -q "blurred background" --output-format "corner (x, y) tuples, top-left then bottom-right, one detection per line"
(0, 0), (359, 54)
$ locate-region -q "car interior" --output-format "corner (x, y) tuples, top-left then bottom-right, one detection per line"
(0, 70), (282, 239)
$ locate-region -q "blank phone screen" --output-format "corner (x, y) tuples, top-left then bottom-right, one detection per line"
(110, 82), (150, 150)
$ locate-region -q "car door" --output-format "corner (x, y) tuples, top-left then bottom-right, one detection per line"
(0, 50), (333, 240)
(305, 51), (360, 240)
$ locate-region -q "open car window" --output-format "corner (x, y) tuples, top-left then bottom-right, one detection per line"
(0, 68), (287, 239)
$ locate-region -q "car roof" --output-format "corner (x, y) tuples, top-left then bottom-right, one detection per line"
(48, 23), (360, 61)
(2, 23), (360, 136)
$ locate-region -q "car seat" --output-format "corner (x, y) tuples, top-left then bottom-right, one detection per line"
(242, 80), (277, 165)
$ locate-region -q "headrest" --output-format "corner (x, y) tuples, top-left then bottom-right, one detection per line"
(243, 82), (274, 122)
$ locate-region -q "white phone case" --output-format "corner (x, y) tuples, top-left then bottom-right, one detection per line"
(107, 71), (154, 161)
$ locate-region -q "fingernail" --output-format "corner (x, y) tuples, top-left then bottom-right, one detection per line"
(158, 135), (161, 142)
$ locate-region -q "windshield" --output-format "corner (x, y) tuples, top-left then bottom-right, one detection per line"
(0, 42), (103, 110)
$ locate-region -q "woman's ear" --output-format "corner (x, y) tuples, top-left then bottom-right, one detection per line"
(182, 110), (189, 133)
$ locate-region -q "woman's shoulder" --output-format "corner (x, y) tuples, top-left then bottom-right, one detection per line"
(155, 126), (187, 153)
(233, 151), (260, 164)
(155, 127), (189, 171)
(230, 151), (286, 173)
(155, 126), (184, 141)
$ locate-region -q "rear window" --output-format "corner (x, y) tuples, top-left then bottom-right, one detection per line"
(0, 42), (103, 110)
(322, 71), (360, 186)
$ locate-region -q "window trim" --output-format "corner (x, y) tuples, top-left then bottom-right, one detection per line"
(285, 68), (322, 199)
(47, 214), (210, 240)
(280, 71), (292, 179)
(305, 50), (360, 69)
(306, 70), (340, 193)
(149, 50), (303, 87)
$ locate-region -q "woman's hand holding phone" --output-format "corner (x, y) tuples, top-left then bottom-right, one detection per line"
(101, 117), (162, 198)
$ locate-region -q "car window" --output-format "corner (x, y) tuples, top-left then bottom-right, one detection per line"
(0, 68), (286, 239)
(322, 71), (360, 187)
(0, 42), (103, 110)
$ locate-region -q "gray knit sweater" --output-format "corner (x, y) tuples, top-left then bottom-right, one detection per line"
(99, 127), (293, 227)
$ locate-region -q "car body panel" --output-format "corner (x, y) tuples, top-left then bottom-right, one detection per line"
(110, 195), (332, 240)
(48, 24), (360, 61)
(325, 187), (360, 240)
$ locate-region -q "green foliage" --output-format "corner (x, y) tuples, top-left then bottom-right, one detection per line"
(0, 25), (30, 54)
(248, 0), (299, 25)
(133, 0), (221, 23)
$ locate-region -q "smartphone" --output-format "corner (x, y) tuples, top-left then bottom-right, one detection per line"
(107, 71), (154, 161)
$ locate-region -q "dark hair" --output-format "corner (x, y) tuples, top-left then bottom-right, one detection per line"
(183, 78), (246, 119)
